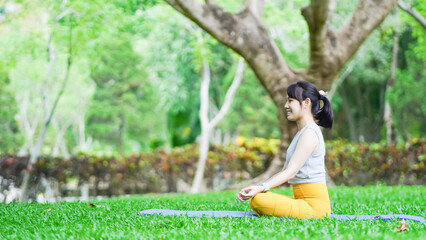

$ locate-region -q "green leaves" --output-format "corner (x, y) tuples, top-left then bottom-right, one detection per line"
(325, 138), (426, 185)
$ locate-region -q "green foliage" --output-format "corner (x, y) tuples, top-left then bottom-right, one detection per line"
(264, 0), (309, 69)
(0, 68), (22, 153)
(223, 68), (279, 138)
(1, 0), (425, 155)
(401, 0), (426, 61)
(0, 138), (278, 195)
(0, 186), (425, 239)
(330, 9), (425, 142)
(326, 138), (426, 185)
(331, 68), (388, 142)
(141, 5), (202, 147)
(2, 138), (425, 198)
(0, 0), (167, 155)
(388, 59), (425, 140)
(386, 26), (426, 141)
(86, 37), (163, 154)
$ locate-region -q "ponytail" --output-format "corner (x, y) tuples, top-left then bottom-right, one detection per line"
(287, 81), (334, 128)
(315, 94), (333, 128)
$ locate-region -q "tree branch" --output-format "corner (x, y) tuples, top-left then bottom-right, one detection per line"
(20, 2), (75, 201)
(209, 58), (245, 128)
(164, 0), (192, 19)
(243, 0), (265, 22)
(42, 31), (56, 121)
(54, 8), (78, 22)
(301, 0), (332, 76)
(327, 61), (354, 101)
(165, 0), (240, 47)
(398, 1), (426, 29)
(199, 60), (210, 128)
(330, 0), (398, 84)
(165, 0), (293, 104)
(46, 19), (73, 128)
(205, 0), (217, 5)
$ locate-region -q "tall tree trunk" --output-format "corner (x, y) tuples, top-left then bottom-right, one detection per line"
(339, 85), (357, 142)
(384, 30), (399, 143)
(191, 57), (245, 193)
(118, 116), (125, 157)
(365, 86), (373, 141)
(74, 115), (92, 153)
(20, 5), (74, 202)
(52, 118), (71, 158)
(166, 0), (399, 183)
(354, 83), (365, 142)
(16, 93), (41, 155)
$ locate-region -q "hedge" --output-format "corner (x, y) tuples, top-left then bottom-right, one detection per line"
(325, 138), (426, 185)
(0, 138), (424, 199)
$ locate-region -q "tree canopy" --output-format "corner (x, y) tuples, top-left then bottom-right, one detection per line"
(0, 0), (424, 156)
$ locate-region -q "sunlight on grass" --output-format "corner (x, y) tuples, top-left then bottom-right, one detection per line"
(1, 186), (425, 239)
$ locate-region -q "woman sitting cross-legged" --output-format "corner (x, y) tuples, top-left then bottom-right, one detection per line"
(236, 81), (333, 219)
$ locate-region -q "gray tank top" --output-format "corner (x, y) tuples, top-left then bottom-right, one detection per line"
(285, 123), (326, 184)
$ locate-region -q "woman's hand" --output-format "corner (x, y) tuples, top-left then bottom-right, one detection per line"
(236, 185), (264, 202)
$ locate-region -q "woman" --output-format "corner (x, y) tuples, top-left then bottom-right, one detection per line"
(236, 81), (333, 219)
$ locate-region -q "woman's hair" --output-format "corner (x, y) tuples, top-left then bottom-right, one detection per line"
(287, 81), (333, 128)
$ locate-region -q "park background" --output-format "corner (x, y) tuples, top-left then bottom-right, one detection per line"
(0, 0), (425, 203)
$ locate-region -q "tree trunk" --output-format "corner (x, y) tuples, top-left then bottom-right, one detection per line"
(364, 87), (374, 141)
(354, 83), (366, 142)
(191, 57), (244, 193)
(20, 122), (50, 202)
(190, 58), (211, 193)
(339, 85), (357, 142)
(118, 116), (125, 157)
(20, 5), (74, 201)
(52, 118), (71, 158)
(384, 30), (399, 143)
(166, 0), (399, 184)
(74, 115), (92, 153)
(16, 94), (41, 155)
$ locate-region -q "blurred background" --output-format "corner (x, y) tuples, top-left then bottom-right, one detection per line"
(0, 0), (424, 203)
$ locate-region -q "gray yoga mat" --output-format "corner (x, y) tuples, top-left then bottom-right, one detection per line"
(139, 209), (425, 222)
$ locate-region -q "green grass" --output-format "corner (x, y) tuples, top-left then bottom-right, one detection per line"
(1, 185), (425, 239)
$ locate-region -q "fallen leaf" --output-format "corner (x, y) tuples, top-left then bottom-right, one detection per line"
(395, 220), (409, 232)
(44, 208), (51, 213)
(87, 203), (105, 208)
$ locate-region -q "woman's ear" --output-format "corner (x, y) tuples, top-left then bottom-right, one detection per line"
(303, 98), (311, 108)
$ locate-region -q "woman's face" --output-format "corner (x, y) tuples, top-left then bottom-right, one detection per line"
(284, 97), (307, 121)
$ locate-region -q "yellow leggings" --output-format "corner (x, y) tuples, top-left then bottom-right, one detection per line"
(249, 183), (331, 219)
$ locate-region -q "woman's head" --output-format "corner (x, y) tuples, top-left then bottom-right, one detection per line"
(286, 81), (333, 128)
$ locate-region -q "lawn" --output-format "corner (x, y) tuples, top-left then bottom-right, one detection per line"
(1, 185), (425, 239)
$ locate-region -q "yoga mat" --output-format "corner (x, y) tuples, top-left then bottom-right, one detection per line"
(139, 209), (425, 223)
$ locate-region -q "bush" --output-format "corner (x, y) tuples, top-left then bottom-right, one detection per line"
(0, 138), (276, 198)
(325, 138), (426, 185)
(0, 138), (424, 199)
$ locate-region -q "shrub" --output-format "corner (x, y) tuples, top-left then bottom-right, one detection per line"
(0, 138), (424, 200)
(325, 138), (426, 185)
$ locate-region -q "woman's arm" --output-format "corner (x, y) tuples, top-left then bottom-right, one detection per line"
(237, 128), (319, 201)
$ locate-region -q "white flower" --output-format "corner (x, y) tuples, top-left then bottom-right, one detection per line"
(319, 90), (328, 96)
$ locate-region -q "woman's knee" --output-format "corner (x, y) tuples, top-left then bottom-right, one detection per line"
(249, 192), (277, 216)
(249, 192), (270, 208)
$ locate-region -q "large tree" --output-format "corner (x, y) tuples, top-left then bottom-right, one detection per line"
(165, 0), (399, 185)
